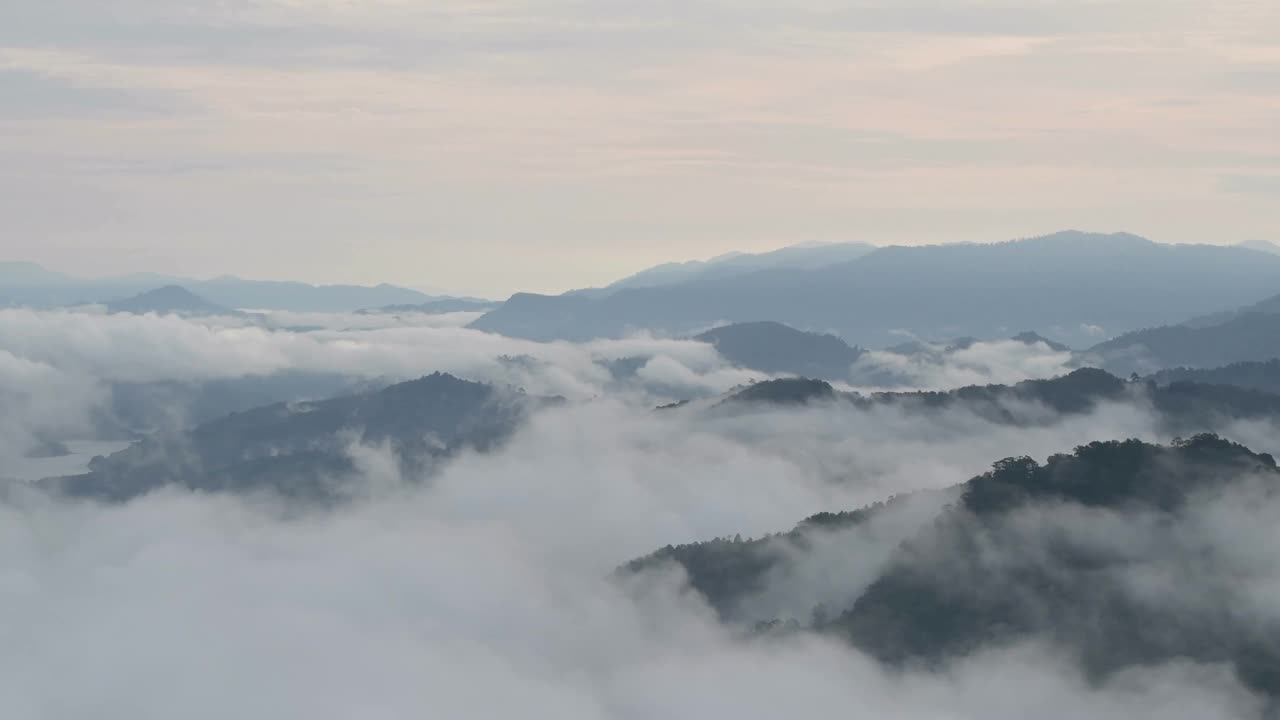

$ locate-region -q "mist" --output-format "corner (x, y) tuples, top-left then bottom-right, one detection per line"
(6, 0), (1279, 711)
(0, 307), (1094, 468)
(0, 417), (1266, 719)
(2, 293), (1278, 718)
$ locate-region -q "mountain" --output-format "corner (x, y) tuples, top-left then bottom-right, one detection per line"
(694, 321), (865, 380)
(1008, 331), (1072, 353)
(1148, 360), (1280, 396)
(357, 298), (499, 315)
(714, 368), (1280, 436)
(623, 434), (1280, 698)
(1183, 289), (1280, 329)
(621, 489), (956, 623)
(837, 435), (1280, 695)
(471, 232), (1280, 348)
(188, 276), (433, 312)
(104, 285), (238, 317)
(576, 242), (876, 297)
(1088, 311), (1280, 374)
(0, 262), (437, 311)
(102, 371), (381, 435)
(46, 373), (560, 502)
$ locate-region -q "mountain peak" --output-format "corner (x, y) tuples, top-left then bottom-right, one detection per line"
(105, 285), (236, 316)
(695, 321), (864, 380)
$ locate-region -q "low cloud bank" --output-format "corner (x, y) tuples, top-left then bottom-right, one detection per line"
(0, 309), (1090, 466)
(849, 338), (1076, 390)
(0, 303), (1275, 715)
(0, 417), (1265, 718)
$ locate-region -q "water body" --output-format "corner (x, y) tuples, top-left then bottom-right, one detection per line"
(6, 440), (133, 482)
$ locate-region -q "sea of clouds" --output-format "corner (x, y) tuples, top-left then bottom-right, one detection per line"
(0, 308), (1274, 717)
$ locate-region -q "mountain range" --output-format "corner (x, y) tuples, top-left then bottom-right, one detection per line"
(570, 241), (876, 298)
(470, 232), (1280, 348)
(49, 364), (1280, 503)
(0, 262), (458, 312)
(715, 368), (1280, 436)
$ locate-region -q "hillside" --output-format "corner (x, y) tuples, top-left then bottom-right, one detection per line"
(623, 435), (1280, 697)
(1149, 360), (1280, 395)
(1088, 311), (1280, 374)
(838, 435), (1280, 694)
(716, 367), (1280, 433)
(694, 321), (865, 380)
(47, 373), (560, 502)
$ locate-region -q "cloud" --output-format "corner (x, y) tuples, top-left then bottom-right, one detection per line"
(0, 306), (1277, 714)
(0, 306), (1194, 471)
(848, 338), (1076, 389)
(0, 68), (178, 117)
(0, 307), (741, 391)
(1, 1), (1278, 294)
(0, 308), (764, 464)
(1219, 174), (1280, 195)
(0, 409), (1267, 718)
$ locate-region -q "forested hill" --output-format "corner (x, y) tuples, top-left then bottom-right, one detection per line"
(47, 373), (561, 502)
(622, 435), (1280, 698)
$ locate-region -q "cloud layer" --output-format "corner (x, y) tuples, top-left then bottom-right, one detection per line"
(0, 405), (1270, 718)
(2, 308), (1279, 715)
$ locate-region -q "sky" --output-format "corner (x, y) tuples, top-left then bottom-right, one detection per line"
(1, 0), (1277, 297)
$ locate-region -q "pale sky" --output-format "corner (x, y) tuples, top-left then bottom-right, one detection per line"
(1, 0), (1277, 297)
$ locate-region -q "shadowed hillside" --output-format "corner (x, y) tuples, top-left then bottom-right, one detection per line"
(48, 373), (561, 502)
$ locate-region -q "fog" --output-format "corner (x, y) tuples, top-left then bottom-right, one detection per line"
(0, 433), (1263, 719)
(0, 307), (1088, 466)
(849, 338), (1077, 389)
(0, 308), (1275, 717)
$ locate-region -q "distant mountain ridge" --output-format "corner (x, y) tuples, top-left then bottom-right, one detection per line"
(0, 262), (440, 312)
(573, 241), (876, 297)
(357, 298), (499, 315)
(471, 231), (1280, 348)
